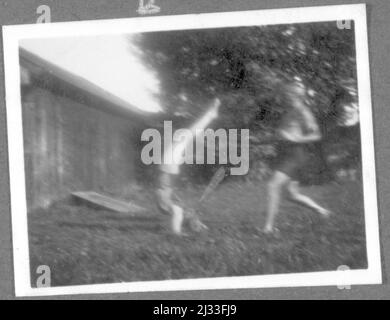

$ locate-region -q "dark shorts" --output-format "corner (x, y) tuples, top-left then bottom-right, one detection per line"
(273, 141), (311, 180)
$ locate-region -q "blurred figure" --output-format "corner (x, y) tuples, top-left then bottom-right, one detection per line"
(263, 80), (331, 234)
(156, 98), (221, 236)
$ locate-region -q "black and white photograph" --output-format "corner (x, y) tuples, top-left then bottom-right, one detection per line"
(2, 4), (381, 296)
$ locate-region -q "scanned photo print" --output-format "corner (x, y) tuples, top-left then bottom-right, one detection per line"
(2, 4), (381, 296)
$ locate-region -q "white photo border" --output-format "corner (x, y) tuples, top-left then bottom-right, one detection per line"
(2, 3), (382, 297)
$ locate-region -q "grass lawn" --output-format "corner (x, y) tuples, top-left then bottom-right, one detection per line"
(28, 179), (367, 287)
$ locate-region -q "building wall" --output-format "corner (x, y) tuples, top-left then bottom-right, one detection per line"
(22, 86), (138, 210)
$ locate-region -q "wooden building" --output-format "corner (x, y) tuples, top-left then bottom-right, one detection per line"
(20, 48), (148, 210)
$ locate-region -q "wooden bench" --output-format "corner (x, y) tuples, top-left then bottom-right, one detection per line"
(72, 191), (145, 214)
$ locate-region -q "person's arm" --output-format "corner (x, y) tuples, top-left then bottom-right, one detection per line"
(291, 97), (319, 129)
(279, 124), (321, 143)
(289, 98), (321, 142)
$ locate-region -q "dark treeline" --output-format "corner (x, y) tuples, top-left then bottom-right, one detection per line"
(133, 21), (360, 184)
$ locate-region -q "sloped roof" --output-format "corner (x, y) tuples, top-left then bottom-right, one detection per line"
(20, 47), (151, 122)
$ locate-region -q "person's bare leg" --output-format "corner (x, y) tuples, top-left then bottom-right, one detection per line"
(287, 181), (331, 217)
(171, 204), (185, 235)
(264, 171), (290, 233)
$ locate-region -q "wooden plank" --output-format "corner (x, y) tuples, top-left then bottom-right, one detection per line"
(72, 191), (145, 214)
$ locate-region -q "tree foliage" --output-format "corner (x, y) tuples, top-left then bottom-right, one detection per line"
(134, 22), (360, 181)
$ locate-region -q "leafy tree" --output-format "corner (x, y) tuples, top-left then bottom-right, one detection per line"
(134, 21), (360, 182)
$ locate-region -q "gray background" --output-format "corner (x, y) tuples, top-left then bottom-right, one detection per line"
(0, 0), (388, 299)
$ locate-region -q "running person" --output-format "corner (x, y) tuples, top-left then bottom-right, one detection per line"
(156, 98), (221, 236)
(263, 80), (331, 234)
